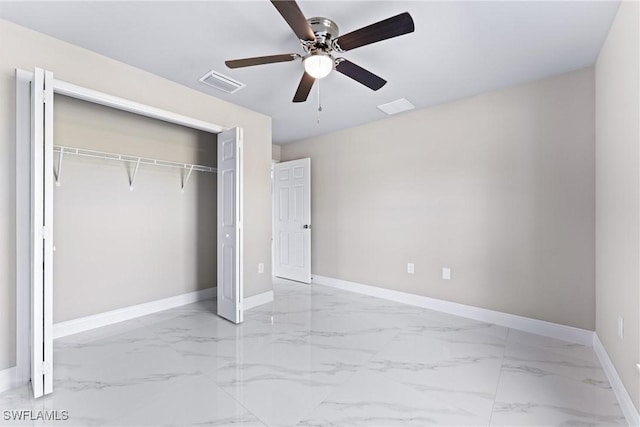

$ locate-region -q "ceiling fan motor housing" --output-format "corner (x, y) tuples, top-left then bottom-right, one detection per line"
(306, 17), (339, 49)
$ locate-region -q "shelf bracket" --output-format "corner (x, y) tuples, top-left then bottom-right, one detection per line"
(181, 165), (194, 193)
(55, 147), (64, 186)
(129, 157), (141, 191)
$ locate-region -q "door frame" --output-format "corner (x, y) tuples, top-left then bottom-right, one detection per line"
(270, 160), (279, 278)
(15, 68), (243, 396)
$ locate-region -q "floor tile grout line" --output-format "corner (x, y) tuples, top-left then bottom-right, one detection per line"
(291, 323), (404, 425)
(211, 378), (271, 427)
(202, 325), (299, 427)
(487, 327), (510, 427)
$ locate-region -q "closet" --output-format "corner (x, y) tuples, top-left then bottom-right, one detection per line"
(16, 68), (243, 398)
(52, 95), (217, 323)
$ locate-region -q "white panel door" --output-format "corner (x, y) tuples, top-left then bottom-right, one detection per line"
(217, 128), (243, 323)
(30, 68), (54, 397)
(274, 158), (311, 283)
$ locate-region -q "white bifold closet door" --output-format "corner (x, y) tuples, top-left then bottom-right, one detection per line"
(217, 128), (244, 323)
(31, 68), (54, 398)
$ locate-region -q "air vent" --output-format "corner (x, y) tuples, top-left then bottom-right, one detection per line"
(199, 70), (246, 94)
(377, 98), (415, 115)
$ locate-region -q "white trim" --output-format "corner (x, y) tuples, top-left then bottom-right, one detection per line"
(311, 275), (594, 346)
(244, 290), (274, 310)
(0, 367), (19, 393)
(52, 79), (226, 134)
(53, 287), (216, 339)
(43, 69), (54, 395)
(30, 68), (45, 398)
(593, 334), (640, 427)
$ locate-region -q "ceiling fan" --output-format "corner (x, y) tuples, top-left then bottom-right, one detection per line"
(225, 0), (415, 103)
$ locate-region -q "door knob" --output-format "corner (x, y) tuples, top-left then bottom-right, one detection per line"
(303, 224), (312, 229)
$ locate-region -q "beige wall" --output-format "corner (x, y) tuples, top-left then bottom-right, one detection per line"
(272, 144), (282, 162)
(53, 96), (217, 323)
(282, 67), (595, 330)
(0, 19), (273, 370)
(595, 0), (640, 412)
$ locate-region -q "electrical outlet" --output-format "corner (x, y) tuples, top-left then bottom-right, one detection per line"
(442, 267), (451, 280)
(258, 263), (264, 274)
(618, 315), (624, 339)
(407, 263), (415, 274)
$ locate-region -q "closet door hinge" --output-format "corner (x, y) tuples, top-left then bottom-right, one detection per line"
(40, 226), (51, 240)
(42, 85), (52, 104)
(41, 361), (50, 376)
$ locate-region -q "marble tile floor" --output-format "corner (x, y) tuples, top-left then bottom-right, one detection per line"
(0, 278), (626, 426)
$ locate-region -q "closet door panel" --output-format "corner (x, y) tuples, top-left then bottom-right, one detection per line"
(217, 128), (243, 323)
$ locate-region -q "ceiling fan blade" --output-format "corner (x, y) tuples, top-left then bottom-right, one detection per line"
(225, 54), (297, 69)
(333, 12), (414, 52)
(293, 72), (315, 103)
(271, 0), (316, 42)
(335, 59), (386, 91)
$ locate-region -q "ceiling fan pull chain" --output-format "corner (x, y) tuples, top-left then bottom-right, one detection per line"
(317, 78), (322, 124)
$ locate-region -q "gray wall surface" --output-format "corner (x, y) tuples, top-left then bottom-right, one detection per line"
(53, 96), (217, 323)
(281, 67), (596, 330)
(0, 18), (273, 371)
(595, 1), (639, 412)
(272, 144), (281, 162)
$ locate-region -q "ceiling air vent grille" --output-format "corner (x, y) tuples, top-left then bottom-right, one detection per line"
(199, 70), (246, 94)
(377, 98), (415, 115)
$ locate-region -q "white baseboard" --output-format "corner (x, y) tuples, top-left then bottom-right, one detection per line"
(244, 290), (274, 310)
(0, 367), (18, 393)
(53, 287), (275, 340)
(53, 287), (217, 339)
(593, 334), (640, 427)
(311, 275), (594, 346)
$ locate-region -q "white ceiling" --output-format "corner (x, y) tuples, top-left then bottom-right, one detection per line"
(0, 1), (619, 144)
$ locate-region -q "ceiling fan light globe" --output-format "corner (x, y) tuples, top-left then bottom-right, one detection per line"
(304, 54), (333, 79)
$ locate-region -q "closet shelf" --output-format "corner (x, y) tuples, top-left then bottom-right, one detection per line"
(53, 145), (216, 173)
(53, 145), (216, 191)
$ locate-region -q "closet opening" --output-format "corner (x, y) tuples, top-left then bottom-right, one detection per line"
(16, 68), (244, 398)
(52, 94), (218, 333)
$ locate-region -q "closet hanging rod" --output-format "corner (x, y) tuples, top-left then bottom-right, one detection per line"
(53, 145), (216, 173)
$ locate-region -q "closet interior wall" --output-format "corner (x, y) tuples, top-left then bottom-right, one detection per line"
(53, 94), (217, 323)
